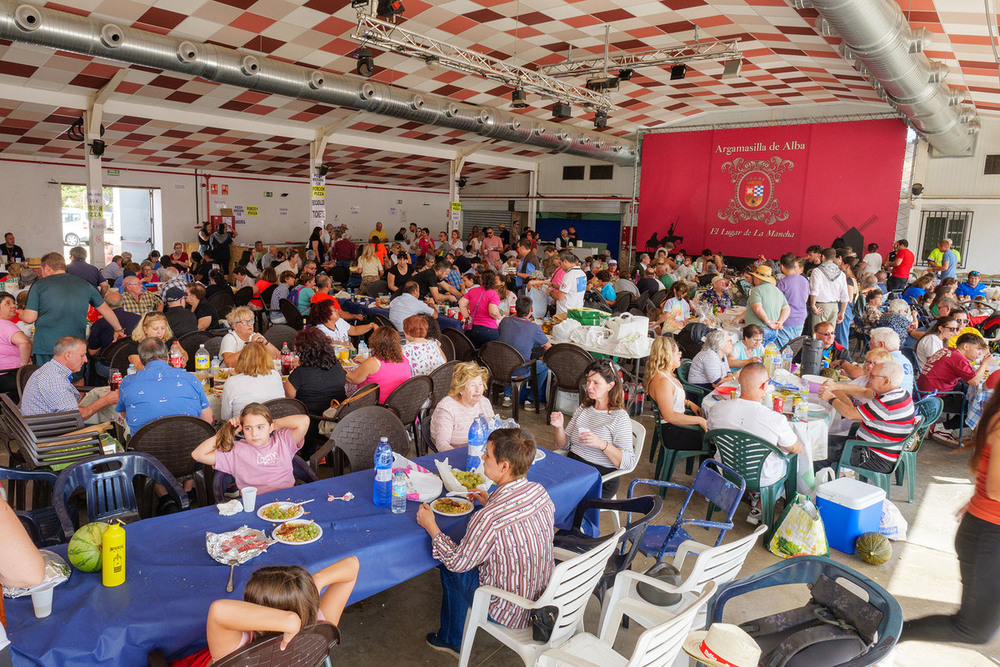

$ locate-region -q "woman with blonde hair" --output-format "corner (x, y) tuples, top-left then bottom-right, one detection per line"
(126, 312), (186, 370)
(646, 336), (707, 454)
(354, 243), (383, 294)
(220, 341), (284, 420)
(220, 305), (280, 368)
(430, 362), (495, 451)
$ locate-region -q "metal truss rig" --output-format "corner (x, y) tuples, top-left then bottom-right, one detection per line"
(539, 39), (742, 78)
(352, 14), (614, 112)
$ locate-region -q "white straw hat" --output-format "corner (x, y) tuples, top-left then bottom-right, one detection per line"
(683, 623), (761, 667)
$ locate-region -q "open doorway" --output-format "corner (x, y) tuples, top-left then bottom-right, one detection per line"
(60, 185), (163, 266)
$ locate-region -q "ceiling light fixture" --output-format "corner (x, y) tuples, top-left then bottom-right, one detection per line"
(721, 59), (743, 79)
(356, 47), (374, 77)
(317, 164), (330, 176)
(670, 64), (687, 80)
(511, 87), (528, 109)
(594, 109), (608, 130)
(376, 0), (404, 18)
(552, 102), (572, 119)
(617, 69), (634, 81)
(90, 139), (106, 157)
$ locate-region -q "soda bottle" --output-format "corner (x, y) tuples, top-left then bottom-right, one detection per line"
(391, 470), (407, 514)
(169, 341), (184, 369)
(280, 343), (292, 375)
(195, 344), (210, 371)
(109, 368), (122, 391)
(467, 414), (487, 473)
(373, 437), (393, 507)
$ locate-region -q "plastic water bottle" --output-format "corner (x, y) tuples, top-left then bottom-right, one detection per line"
(467, 414), (488, 472)
(169, 341), (184, 369)
(781, 347), (793, 373)
(126, 363), (136, 376)
(358, 340), (369, 358)
(391, 470), (407, 514)
(373, 437), (393, 507)
(194, 344), (210, 372)
(487, 414), (502, 434)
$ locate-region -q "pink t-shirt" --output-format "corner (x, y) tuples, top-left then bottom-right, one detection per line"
(363, 359), (412, 399)
(465, 285), (500, 329)
(0, 319), (22, 370)
(550, 267), (565, 291)
(212, 428), (301, 494)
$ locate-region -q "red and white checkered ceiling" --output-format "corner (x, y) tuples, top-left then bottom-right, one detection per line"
(0, 0), (997, 187)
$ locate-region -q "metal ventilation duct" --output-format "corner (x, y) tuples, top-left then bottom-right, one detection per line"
(0, 0), (636, 165)
(796, 0), (979, 155)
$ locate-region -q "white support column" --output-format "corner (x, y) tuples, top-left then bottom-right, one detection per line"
(309, 136), (327, 239)
(449, 159), (463, 235)
(527, 168), (539, 232)
(83, 70), (126, 265)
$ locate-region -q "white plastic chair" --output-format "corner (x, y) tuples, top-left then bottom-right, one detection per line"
(602, 420), (646, 531)
(457, 527), (624, 667)
(535, 582), (717, 667)
(597, 525), (766, 641)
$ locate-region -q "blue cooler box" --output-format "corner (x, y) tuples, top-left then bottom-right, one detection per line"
(815, 477), (886, 554)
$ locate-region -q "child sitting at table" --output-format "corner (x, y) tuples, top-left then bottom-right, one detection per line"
(170, 558), (359, 666)
(192, 403), (310, 494)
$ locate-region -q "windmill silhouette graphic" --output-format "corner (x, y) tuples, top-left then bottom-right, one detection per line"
(832, 214), (878, 252)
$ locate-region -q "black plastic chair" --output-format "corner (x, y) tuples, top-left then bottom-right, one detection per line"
(316, 406), (409, 475)
(205, 335), (223, 360)
(442, 328), (476, 361)
(279, 298), (304, 330)
(329, 266), (350, 286)
(541, 343), (594, 421)
(384, 376), (432, 455)
(53, 452), (189, 536)
(207, 290), (235, 320)
(233, 285), (254, 307)
(0, 466), (63, 546)
(370, 313), (394, 330)
(148, 622), (341, 667)
(612, 292), (634, 314)
(478, 340), (538, 421)
(335, 383), (380, 422)
(437, 334), (456, 362)
(429, 360), (460, 408)
(552, 494), (663, 605)
(128, 415), (216, 510)
(263, 324), (298, 349)
(16, 363), (40, 402)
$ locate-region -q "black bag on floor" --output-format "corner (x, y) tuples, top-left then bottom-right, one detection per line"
(738, 574), (884, 667)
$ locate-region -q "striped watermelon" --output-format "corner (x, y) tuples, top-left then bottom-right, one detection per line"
(68, 522), (110, 572)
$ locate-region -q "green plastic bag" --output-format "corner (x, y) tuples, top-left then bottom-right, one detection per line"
(767, 494), (829, 559)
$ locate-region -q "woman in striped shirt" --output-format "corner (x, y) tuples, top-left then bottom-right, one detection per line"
(550, 359), (635, 498)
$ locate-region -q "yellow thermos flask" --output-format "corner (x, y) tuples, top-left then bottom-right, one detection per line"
(102, 520), (126, 587)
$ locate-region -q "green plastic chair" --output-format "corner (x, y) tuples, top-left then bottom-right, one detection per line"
(650, 400), (712, 484)
(835, 417), (923, 503)
(677, 359), (709, 406)
(704, 428), (797, 529)
(894, 397), (942, 503)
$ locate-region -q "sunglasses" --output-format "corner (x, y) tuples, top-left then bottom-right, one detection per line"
(817, 331), (835, 337)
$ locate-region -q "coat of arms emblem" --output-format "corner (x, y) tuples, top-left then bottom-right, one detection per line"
(718, 156), (794, 225)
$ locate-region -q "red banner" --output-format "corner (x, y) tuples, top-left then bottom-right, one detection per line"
(636, 119), (907, 258)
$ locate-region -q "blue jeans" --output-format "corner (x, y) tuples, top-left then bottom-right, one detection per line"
(762, 327), (780, 345)
(336, 260), (351, 268)
(503, 361), (548, 404)
(835, 302), (854, 349)
(438, 566), (481, 647)
(775, 324), (803, 348)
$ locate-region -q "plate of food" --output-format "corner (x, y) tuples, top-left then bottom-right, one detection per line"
(272, 520), (323, 545)
(257, 501), (304, 523)
(533, 448), (546, 463)
(453, 470), (485, 490)
(431, 497), (474, 517)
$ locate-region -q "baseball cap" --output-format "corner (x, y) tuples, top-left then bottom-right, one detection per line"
(164, 286), (187, 301)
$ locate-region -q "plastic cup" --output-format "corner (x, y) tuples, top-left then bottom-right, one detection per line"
(241, 486), (258, 512)
(31, 587), (53, 619)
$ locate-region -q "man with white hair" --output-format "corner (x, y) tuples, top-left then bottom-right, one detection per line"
(817, 360), (916, 473)
(707, 362), (803, 524)
(841, 327), (914, 393)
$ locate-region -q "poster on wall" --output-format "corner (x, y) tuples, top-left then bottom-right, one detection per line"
(636, 119), (908, 259)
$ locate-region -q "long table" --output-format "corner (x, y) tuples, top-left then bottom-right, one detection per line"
(6, 448), (601, 666)
(338, 298), (463, 331)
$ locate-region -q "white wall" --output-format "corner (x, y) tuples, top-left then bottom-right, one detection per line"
(0, 156), (453, 258)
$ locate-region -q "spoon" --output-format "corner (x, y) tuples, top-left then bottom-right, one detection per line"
(226, 556), (238, 593)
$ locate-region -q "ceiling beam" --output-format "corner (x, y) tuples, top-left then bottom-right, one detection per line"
(0, 80), (539, 172)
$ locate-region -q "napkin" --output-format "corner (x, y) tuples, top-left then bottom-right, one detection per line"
(392, 452), (443, 502)
(217, 499), (243, 515)
(434, 458), (492, 494)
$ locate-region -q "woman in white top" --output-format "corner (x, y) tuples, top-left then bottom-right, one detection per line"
(430, 362), (494, 451)
(449, 229), (464, 255)
(916, 314), (960, 371)
(219, 306), (280, 368)
(728, 324), (765, 370)
(550, 358), (635, 498)
(860, 242), (883, 277)
(219, 341), (284, 420)
(308, 300), (375, 349)
(402, 314), (446, 376)
(688, 329), (736, 389)
(646, 336), (707, 454)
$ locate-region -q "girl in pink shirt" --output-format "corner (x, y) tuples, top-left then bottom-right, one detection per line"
(192, 403), (310, 494)
(170, 558), (359, 666)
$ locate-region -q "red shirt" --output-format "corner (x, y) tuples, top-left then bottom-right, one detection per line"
(891, 247), (914, 279)
(310, 292), (340, 309)
(969, 446), (1000, 525)
(333, 238), (356, 261)
(916, 347), (976, 393)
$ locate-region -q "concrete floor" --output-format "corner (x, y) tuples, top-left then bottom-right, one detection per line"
(329, 403), (1000, 666)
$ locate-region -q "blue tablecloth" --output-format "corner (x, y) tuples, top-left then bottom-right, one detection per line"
(339, 299), (462, 331)
(7, 448), (601, 666)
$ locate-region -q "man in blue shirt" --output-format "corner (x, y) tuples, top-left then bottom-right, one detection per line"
(497, 296), (551, 408)
(956, 270), (986, 302)
(116, 338), (212, 434)
(929, 239), (959, 279)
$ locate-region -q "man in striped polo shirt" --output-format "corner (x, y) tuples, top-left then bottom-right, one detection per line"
(818, 360), (916, 473)
(416, 428), (555, 657)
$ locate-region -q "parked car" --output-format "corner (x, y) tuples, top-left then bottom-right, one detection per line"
(62, 207), (89, 246)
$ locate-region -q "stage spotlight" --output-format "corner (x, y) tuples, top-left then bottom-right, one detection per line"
(511, 87), (528, 109)
(552, 102), (571, 119)
(90, 139), (106, 156)
(356, 48), (374, 77)
(618, 69), (634, 81)
(670, 64), (687, 80)
(456, 178), (467, 188)
(721, 59), (742, 79)
(594, 110), (608, 130)
(376, 0), (404, 18)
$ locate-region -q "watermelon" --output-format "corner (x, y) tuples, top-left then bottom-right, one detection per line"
(68, 522), (110, 572)
(855, 532), (892, 565)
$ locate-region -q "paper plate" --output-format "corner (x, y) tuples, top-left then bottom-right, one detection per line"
(431, 497), (474, 517)
(534, 448), (547, 463)
(271, 520), (323, 545)
(257, 501), (304, 523)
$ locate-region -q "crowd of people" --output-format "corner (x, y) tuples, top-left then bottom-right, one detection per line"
(4, 223), (1000, 663)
